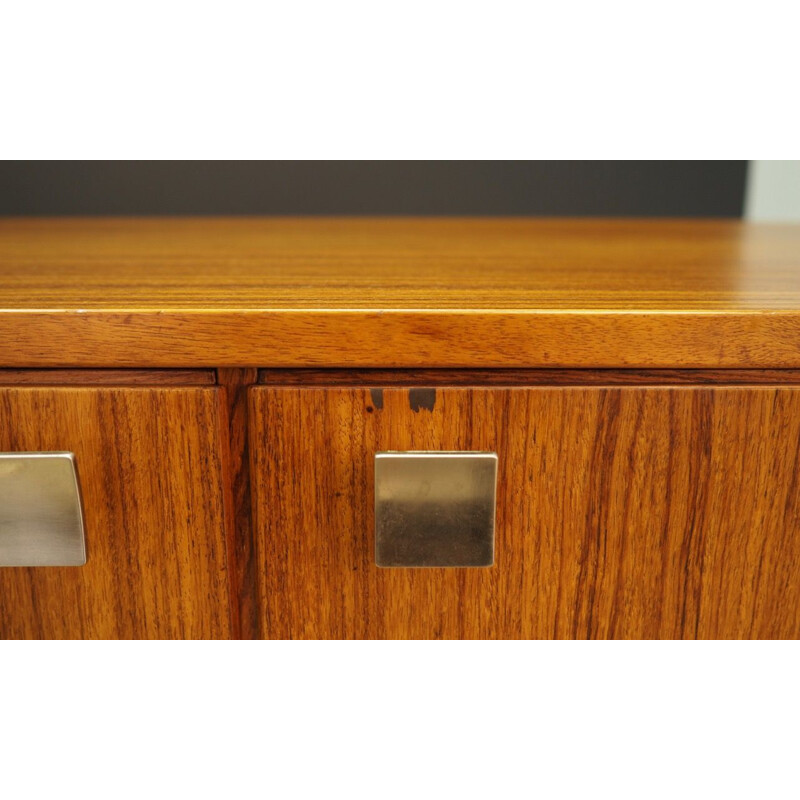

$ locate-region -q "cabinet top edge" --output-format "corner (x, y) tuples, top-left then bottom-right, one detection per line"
(2, 218), (800, 367)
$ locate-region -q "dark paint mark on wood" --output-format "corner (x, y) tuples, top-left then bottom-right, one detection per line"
(409, 388), (436, 412)
(369, 388), (384, 410)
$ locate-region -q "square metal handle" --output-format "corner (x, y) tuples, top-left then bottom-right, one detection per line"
(374, 451), (497, 567)
(0, 452), (86, 567)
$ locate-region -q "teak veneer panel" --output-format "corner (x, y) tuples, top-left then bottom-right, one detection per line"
(4, 218), (800, 310)
(0, 387), (232, 638)
(251, 386), (800, 639)
(1, 218), (800, 367)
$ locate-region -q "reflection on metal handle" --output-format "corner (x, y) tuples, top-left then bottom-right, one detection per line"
(374, 451), (497, 568)
(0, 452), (86, 567)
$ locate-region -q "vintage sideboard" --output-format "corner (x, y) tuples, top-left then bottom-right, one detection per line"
(1, 217), (799, 639)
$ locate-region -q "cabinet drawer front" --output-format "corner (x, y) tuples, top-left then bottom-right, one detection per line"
(0, 387), (232, 639)
(251, 385), (800, 639)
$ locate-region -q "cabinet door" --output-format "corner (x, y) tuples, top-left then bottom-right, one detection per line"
(250, 385), (800, 639)
(0, 387), (232, 638)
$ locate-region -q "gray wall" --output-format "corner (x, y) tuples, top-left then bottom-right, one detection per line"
(0, 161), (747, 216)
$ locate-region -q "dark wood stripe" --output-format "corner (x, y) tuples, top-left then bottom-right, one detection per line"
(0, 369), (215, 385)
(216, 368), (259, 639)
(259, 368), (800, 387)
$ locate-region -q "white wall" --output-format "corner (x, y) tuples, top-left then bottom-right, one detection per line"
(745, 160), (800, 221)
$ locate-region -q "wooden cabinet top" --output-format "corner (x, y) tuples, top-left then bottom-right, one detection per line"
(1, 217), (799, 368)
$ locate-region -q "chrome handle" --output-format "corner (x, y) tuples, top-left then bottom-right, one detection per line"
(374, 451), (497, 567)
(0, 452), (86, 566)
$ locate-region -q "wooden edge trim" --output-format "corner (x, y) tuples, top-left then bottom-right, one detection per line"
(216, 368), (259, 640)
(0, 369), (215, 385)
(1, 311), (800, 368)
(258, 368), (800, 386)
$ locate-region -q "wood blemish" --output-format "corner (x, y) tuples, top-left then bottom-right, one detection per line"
(369, 388), (384, 410)
(409, 388), (436, 412)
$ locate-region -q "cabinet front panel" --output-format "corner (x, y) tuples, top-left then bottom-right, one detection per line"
(0, 387), (232, 639)
(251, 386), (800, 639)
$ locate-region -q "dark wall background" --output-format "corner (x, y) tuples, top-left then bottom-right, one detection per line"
(0, 161), (747, 216)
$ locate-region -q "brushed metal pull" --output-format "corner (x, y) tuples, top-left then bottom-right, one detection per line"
(374, 451), (497, 567)
(0, 453), (86, 566)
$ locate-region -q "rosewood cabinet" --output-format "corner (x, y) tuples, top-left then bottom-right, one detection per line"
(251, 382), (800, 639)
(0, 381), (233, 638)
(1, 218), (800, 639)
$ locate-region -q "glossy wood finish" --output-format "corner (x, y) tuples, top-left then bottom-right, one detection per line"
(251, 386), (800, 639)
(5, 218), (799, 310)
(1, 218), (800, 367)
(0, 387), (232, 638)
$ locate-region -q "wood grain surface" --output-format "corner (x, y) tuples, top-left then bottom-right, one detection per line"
(0, 369), (214, 384)
(259, 368), (800, 386)
(217, 368), (259, 639)
(251, 385), (800, 639)
(1, 218), (800, 367)
(0, 387), (232, 638)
